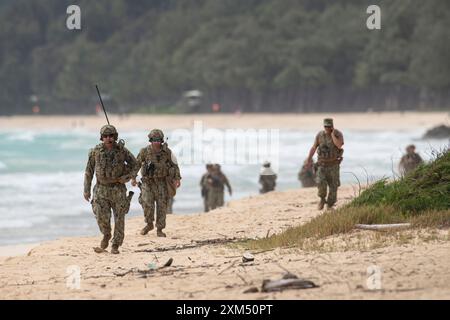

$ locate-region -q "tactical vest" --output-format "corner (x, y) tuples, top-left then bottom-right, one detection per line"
(316, 131), (343, 165)
(93, 143), (128, 182)
(140, 145), (174, 179)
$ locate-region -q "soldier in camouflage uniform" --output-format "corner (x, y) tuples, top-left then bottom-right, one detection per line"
(200, 164), (214, 212)
(205, 164), (232, 210)
(399, 144), (423, 176)
(259, 161), (277, 194)
(132, 129), (181, 237)
(84, 125), (138, 254)
(306, 118), (344, 210)
(298, 159), (318, 188)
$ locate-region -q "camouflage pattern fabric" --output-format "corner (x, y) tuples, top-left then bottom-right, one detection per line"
(200, 172), (210, 212)
(84, 141), (138, 247)
(207, 188), (224, 210)
(316, 164), (340, 207)
(399, 153), (423, 175)
(315, 130), (343, 165)
(205, 171), (231, 210)
(314, 129), (344, 207)
(138, 180), (168, 230)
(92, 184), (128, 246)
(135, 144), (181, 230)
(259, 174), (277, 193)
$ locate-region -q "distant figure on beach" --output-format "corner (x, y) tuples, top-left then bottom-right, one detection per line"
(206, 164), (232, 210)
(298, 159), (318, 188)
(259, 161), (277, 193)
(132, 129), (181, 238)
(200, 164), (214, 212)
(306, 118), (344, 210)
(83, 125), (138, 254)
(399, 144), (423, 175)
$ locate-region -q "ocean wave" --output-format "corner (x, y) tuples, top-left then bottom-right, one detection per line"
(6, 131), (35, 142)
(0, 216), (49, 229)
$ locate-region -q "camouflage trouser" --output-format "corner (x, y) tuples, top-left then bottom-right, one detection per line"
(260, 185), (274, 194)
(139, 180), (168, 230)
(207, 188), (224, 210)
(91, 183), (128, 247)
(316, 164), (340, 206)
(203, 195), (209, 212)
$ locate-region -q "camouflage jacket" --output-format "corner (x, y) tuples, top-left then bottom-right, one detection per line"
(399, 153), (423, 174)
(315, 130), (344, 165)
(84, 141), (138, 194)
(135, 144), (181, 182)
(205, 172), (232, 193)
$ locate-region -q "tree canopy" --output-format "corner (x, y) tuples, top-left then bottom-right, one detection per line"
(0, 0), (448, 114)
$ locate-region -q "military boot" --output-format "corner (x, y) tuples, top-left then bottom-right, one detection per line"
(140, 222), (154, 235)
(326, 203), (335, 211)
(100, 234), (111, 249)
(157, 229), (166, 237)
(111, 245), (120, 254)
(317, 198), (326, 210)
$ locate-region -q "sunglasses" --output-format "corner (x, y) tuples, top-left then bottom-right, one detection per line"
(149, 138), (163, 142)
(102, 134), (115, 138)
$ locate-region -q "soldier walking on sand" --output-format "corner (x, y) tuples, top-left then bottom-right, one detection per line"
(206, 164), (232, 210)
(200, 163), (214, 212)
(83, 125), (138, 254)
(306, 118), (344, 210)
(259, 161), (277, 193)
(132, 129), (181, 237)
(399, 144), (424, 176)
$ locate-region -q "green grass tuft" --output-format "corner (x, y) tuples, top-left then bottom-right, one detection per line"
(248, 149), (450, 250)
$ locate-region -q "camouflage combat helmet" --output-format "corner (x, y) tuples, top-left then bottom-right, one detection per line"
(148, 129), (164, 142)
(323, 118), (334, 127)
(99, 124), (118, 140)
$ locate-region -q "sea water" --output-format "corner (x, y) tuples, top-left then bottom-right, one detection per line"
(0, 127), (447, 245)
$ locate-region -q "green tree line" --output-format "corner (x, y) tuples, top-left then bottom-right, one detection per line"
(0, 0), (449, 114)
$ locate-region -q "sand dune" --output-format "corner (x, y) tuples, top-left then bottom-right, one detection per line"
(0, 185), (449, 300)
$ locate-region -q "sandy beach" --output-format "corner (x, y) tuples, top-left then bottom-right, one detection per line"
(1, 112), (449, 299)
(0, 185), (449, 300)
(0, 111), (449, 131)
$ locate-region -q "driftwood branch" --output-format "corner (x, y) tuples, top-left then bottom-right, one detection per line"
(134, 237), (245, 253)
(355, 223), (411, 231)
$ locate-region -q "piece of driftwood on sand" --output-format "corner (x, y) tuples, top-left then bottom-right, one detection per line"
(355, 223), (411, 231)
